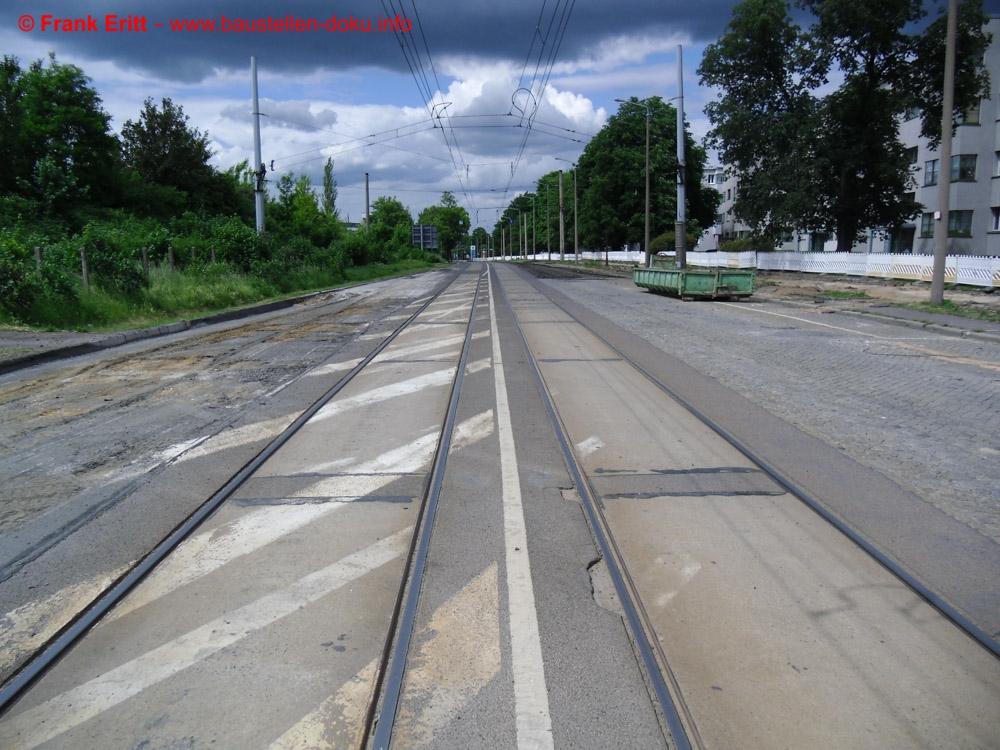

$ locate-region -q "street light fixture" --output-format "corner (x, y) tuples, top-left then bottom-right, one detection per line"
(615, 98), (651, 268)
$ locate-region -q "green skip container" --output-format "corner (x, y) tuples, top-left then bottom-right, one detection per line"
(633, 266), (755, 300)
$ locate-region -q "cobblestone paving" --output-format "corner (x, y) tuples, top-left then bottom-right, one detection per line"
(544, 277), (1000, 545)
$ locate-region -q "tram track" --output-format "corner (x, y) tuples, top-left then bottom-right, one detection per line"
(496, 262), (1000, 749)
(514, 264), (1000, 659)
(1, 262), (996, 748)
(0, 267), (480, 730)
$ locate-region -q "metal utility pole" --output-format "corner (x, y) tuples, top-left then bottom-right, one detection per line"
(251, 56), (265, 234)
(559, 170), (566, 262)
(365, 172), (371, 231)
(676, 44), (687, 270)
(931, 0), (957, 305)
(573, 167), (579, 262)
(546, 186), (552, 260)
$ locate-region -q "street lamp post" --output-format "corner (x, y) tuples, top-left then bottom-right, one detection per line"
(615, 98), (651, 267)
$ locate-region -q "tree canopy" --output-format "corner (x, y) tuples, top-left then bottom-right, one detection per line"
(699, 0), (991, 250)
(576, 96), (719, 251)
(418, 191), (470, 260)
(1, 53), (120, 218)
(121, 97), (215, 198)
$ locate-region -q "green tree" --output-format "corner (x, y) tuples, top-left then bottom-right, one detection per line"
(322, 157), (338, 217)
(418, 191), (470, 260)
(470, 226), (490, 257)
(699, 0), (991, 251)
(369, 196), (413, 261)
(576, 97), (718, 251)
(269, 172), (340, 249)
(2, 54), (120, 217)
(121, 97), (215, 199)
(369, 196), (412, 231)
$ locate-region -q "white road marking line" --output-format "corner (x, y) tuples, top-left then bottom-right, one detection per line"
(466, 356), (492, 374)
(575, 435), (605, 458)
(312, 368), (456, 422)
(303, 358), (364, 379)
(180, 414), (298, 463)
(0, 529), (413, 750)
(488, 270), (554, 749)
(0, 564), (134, 675)
(372, 334), (466, 363)
(269, 658), (379, 750)
(109, 412), (494, 622)
(393, 563), (501, 746)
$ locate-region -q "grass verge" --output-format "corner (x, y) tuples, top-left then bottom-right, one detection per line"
(904, 298), (1000, 325)
(7, 260), (439, 333)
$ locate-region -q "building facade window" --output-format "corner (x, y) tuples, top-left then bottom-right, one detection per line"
(957, 101), (981, 125)
(905, 147), (918, 165)
(924, 159), (939, 186)
(921, 212), (935, 238)
(948, 210), (973, 237)
(992, 207), (1000, 232)
(951, 154), (977, 182)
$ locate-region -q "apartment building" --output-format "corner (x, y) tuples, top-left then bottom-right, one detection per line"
(698, 15), (1000, 257)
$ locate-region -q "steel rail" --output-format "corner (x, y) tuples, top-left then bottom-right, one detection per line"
(492, 267), (699, 750)
(367, 268), (485, 749)
(0, 270), (463, 716)
(512, 264), (1000, 661)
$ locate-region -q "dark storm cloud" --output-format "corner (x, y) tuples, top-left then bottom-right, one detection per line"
(5, 0), (738, 81)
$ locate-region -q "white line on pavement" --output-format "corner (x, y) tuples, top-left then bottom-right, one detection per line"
(0, 529), (413, 750)
(488, 268), (554, 750)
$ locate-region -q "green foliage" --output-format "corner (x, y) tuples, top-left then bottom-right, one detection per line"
(699, 0), (991, 250)
(719, 236), (776, 252)
(418, 191), (470, 260)
(574, 97), (718, 251)
(121, 97), (214, 197)
(79, 220), (151, 298)
(322, 158), (338, 217)
(211, 216), (264, 271)
(649, 230), (703, 254)
(2, 53), (120, 221)
(0, 55), (434, 331)
(0, 233), (41, 319)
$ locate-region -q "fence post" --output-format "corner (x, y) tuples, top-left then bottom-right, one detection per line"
(168, 245), (175, 272)
(191, 246), (196, 264)
(211, 245), (216, 263)
(141, 246), (150, 278)
(80, 246), (90, 291)
(34, 246), (42, 273)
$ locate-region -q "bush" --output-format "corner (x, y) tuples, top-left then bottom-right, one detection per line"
(719, 237), (775, 252)
(0, 236), (41, 319)
(211, 216), (265, 271)
(78, 220), (150, 298)
(650, 230), (702, 254)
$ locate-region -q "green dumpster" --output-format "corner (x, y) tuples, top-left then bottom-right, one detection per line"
(633, 266), (754, 300)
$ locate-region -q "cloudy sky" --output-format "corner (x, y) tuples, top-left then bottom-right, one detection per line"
(2, 1), (994, 229)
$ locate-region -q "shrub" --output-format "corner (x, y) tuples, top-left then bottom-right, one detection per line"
(719, 237), (775, 252)
(0, 234), (41, 319)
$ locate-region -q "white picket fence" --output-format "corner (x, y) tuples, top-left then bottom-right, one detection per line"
(687, 251), (1000, 288)
(501, 249), (1000, 288)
